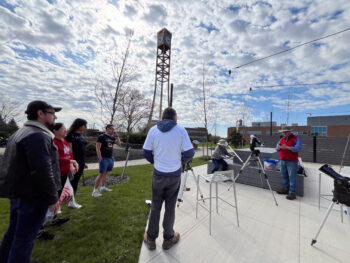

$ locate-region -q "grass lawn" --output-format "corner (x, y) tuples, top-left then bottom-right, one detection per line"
(0, 157), (207, 263)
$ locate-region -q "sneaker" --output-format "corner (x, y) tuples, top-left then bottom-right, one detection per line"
(92, 191), (102, 197)
(143, 232), (156, 250)
(37, 231), (55, 240)
(100, 187), (113, 192)
(286, 193), (296, 200)
(45, 217), (70, 227)
(276, 188), (289, 195)
(68, 201), (82, 209)
(162, 232), (180, 250)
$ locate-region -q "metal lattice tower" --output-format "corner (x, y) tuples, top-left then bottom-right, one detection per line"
(147, 28), (172, 129)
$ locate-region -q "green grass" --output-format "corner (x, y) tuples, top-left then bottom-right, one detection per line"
(0, 157), (207, 263)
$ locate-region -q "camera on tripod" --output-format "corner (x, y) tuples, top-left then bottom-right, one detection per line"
(319, 164), (350, 206)
(249, 134), (264, 155)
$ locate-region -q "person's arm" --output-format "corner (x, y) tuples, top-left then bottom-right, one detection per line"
(143, 130), (154, 164)
(114, 132), (121, 146)
(289, 137), (302, 152)
(23, 133), (58, 205)
(96, 142), (102, 161)
(276, 139), (281, 151)
(181, 129), (195, 164)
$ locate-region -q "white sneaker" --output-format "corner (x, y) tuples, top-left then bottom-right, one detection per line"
(68, 201), (82, 209)
(92, 191), (102, 197)
(100, 187), (112, 192)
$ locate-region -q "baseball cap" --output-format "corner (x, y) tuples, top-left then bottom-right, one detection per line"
(25, 100), (62, 115)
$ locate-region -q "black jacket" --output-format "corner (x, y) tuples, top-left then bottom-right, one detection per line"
(0, 121), (60, 205)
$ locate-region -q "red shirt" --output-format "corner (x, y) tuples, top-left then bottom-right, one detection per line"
(279, 134), (299, 162)
(53, 138), (73, 177)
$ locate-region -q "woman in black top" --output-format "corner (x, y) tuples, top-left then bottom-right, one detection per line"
(66, 118), (88, 209)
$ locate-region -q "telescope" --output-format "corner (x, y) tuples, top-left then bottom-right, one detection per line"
(319, 164), (350, 206)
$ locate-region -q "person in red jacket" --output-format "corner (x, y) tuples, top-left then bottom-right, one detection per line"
(52, 123), (80, 208)
(276, 126), (302, 200)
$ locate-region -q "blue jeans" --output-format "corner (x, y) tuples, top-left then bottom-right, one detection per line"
(280, 160), (298, 194)
(210, 159), (228, 174)
(0, 198), (48, 263)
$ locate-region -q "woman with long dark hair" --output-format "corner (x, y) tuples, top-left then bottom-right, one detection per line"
(66, 118), (88, 208)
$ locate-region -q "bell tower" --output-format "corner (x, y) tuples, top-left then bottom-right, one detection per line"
(147, 28), (172, 128)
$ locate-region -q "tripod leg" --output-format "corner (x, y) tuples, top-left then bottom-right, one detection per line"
(177, 171), (188, 207)
(191, 169), (204, 199)
(228, 154), (253, 191)
(311, 201), (335, 246)
(257, 158), (278, 206)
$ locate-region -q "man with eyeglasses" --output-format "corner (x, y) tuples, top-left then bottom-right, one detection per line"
(0, 100), (62, 263)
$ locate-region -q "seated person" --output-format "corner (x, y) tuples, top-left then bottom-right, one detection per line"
(210, 139), (232, 174)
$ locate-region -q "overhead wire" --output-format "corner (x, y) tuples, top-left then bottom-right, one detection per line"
(233, 27), (350, 69)
(251, 80), (350, 89)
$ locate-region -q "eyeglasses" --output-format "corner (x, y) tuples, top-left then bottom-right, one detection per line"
(44, 111), (56, 116)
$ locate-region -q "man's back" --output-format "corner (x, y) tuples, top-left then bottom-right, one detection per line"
(144, 120), (193, 173)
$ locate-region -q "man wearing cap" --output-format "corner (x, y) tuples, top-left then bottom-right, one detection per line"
(210, 139), (232, 174)
(276, 126), (302, 200)
(0, 100), (61, 262)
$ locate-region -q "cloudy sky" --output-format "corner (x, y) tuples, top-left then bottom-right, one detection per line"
(1, 0), (350, 137)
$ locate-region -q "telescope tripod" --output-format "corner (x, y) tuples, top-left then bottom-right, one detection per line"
(311, 198), (345, 246)
(177, 163), (204, 207)
(228, 150), (278, 206)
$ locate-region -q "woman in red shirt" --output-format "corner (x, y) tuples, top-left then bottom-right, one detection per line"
(52, 123), (80, 209)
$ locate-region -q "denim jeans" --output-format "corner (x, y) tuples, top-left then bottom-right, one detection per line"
(280, 160), (298, 194)
(210, 159), (228, 174)
(0, 198), (48, 263)
(147, 175), (181, 241)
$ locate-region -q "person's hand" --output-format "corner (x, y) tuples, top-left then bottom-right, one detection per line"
(280, 145), (290, 150)
(69, 164), (77, 175)
(50, 201), (60, 215)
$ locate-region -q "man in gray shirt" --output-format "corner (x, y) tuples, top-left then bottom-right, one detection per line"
(210, 139), (232, 174)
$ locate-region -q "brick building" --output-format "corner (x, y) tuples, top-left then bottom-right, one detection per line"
(227, 115), (350, 143)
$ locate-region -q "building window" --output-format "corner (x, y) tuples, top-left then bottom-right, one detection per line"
(247, 131), (262, 135)
(292, 131), (308, 135)
(310, 126), (327, 136)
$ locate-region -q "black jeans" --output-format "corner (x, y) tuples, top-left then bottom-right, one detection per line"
(0, 198), (48, 263)
(210, 159), (228, 174)
(147, 175), (181, 241)
(70, 161), (85, 194)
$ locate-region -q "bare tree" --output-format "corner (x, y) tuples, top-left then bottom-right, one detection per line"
(0, 95), (20, 123)
(95, 32), (136, 126)
(117, 88), (151, 149)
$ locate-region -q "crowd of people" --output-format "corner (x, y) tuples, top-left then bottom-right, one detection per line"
(0, 99), (304, 262)
(0, 100), (127, 263)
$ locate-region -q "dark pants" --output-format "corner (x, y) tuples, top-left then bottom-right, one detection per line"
(0, 199), (48, 263)
(147, 175), (181, 241)
(211, 159), (228, 174)
(70, 162), (85, 194)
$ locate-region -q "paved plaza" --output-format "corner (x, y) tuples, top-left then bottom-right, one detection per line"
(138, 162), (350, 263)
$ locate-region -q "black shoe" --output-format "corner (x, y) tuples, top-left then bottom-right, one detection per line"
(37, 231), (55, 240)
(276, 188), (289, 195)
(46, 217), (70, 227)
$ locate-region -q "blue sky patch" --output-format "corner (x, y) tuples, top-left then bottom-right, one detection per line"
(199, 22), (219, 33)
(290, 7), (308, 15)
(329, 10), (343, 20)
(0, 1), (17, 13)
(11, 45), (61, 66)
(228, 5), (240, 12)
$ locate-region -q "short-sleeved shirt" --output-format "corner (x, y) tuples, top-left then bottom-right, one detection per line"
(66, 132), (87, 164)
(143, 125), (193, 173)
(97, 134), (116, 158)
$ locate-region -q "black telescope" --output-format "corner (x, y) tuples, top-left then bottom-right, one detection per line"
(319, 164), (350, 206)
